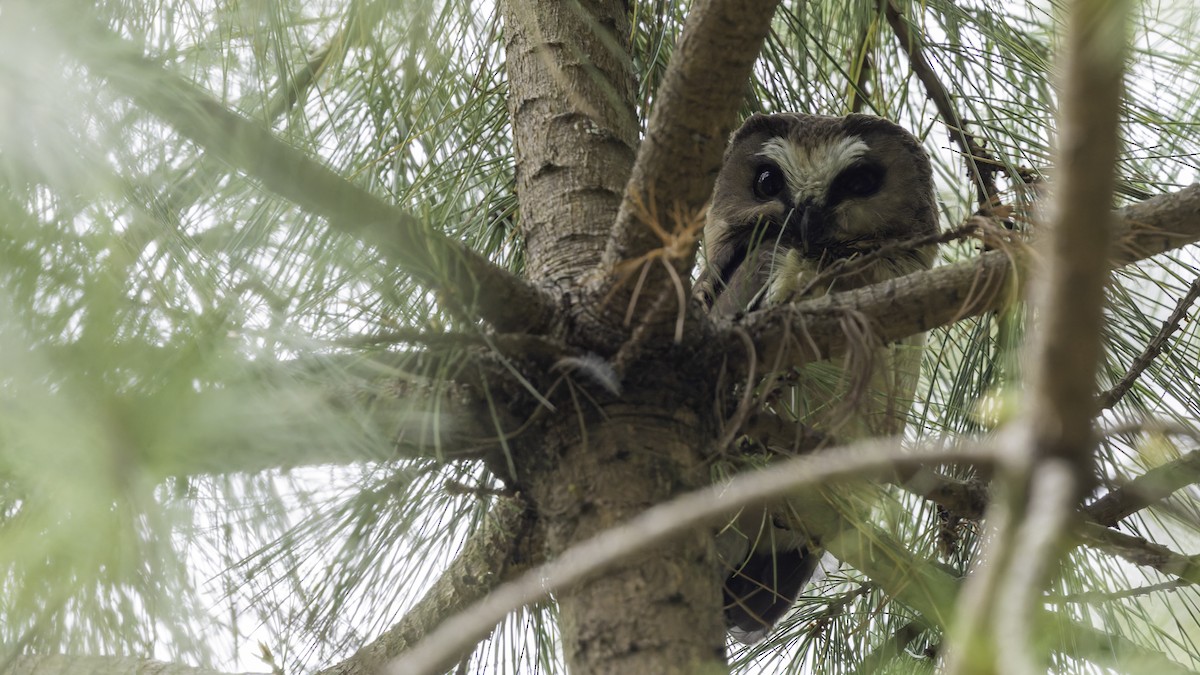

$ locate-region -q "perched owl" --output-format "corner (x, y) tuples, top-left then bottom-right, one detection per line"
(700, 113), (938, 643)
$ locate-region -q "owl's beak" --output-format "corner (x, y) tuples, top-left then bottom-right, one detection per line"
(784, 200), (828, 257)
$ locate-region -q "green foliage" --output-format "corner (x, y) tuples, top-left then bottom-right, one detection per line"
(1, 0), (1199, 673)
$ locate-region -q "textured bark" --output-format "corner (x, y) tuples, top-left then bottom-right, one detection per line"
(501, 0), (639, 285)
(599, 0), (781, 338)
(1021, 0), (1125, 483)
(493, 2), (760, 671)
(603, 0), (780, 272)
(523, 400), (726, 675)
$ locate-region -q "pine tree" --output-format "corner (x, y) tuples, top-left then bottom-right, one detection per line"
(3, 1), (1200, 673)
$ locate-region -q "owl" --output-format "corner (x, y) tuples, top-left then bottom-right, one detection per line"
(699, 113), (938, 643)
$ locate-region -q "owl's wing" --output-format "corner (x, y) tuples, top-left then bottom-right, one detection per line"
(712, 253), (927, 642)
(700, 245), (779, 318)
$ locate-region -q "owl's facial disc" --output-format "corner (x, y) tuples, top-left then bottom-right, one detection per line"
(754, 135), (886, 258)
(699, 113), (937, 315)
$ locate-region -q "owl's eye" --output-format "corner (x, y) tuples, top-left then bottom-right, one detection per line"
(831, 164), (884, 201)
(753, 165), (786, 200)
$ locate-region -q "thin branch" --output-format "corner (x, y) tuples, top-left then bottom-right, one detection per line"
(866, 421), (1200, 530)
(385, 440), (996, 675)
(1046, 579), (1187, 605)
(788, 220), (983, 302)
(846, 22), (875, 115)
(994, 461), (1078, 675)
(1017, 0), (1129, 515)
(848, 620), (925, 675)
(801, 479), (1198, 674)
(1085, 449), (1200, 526)
(734, 182), (1200, 380)
(316, 498), (541, 675)
(1097, 277), (1200, 410)
(896, 446), (1200, 528)
(881, 0), (1000, 209)
(829, 502), (1199, 674)
(1067, 621), (1198, 675)
(601, 0), (781, 321)
(1078, 522), (1200, 586)
(947, 1), (1129, 669)
(36, 2), (555, 335)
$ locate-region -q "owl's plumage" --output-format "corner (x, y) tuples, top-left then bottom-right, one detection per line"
(701, 113), (938, 643)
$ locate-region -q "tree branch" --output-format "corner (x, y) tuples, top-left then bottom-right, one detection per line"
(34, 1), (555, 335)
(124, 344), (557, 476)
(1021, 0), (1126, 474)
(500, 0), (639, 284)
(1085, 449), (1200, 527)
(848, 620), (925, 675)
(386, 440), (995, 675)
(1078, 522), (1200, 586)
(826, 500), (1198, 674)
(881, 0), (1001, 209)
(735, 183), (1200, 378)
(829, 501), (1198, 674)
(1097, 277), (1200, 410)
(946, 2), (1129, 669)
(120, 0), (366, 265)
(600, 0), (781, 315)
(316, 498), (541, 675)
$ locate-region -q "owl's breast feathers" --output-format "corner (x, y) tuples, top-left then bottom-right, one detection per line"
(701, 113), (939, 643)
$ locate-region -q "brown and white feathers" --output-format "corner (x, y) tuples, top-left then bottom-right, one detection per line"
(703, 113), (938, 643)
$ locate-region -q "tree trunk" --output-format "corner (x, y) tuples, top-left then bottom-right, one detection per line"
(498, 1), (745, 671)
(501, 0), (639, 285)
(522, 397), (727, 674)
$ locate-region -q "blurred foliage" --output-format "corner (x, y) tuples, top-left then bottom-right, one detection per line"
(0, 0), (1199, 673)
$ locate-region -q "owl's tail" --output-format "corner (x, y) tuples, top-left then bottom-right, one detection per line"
(723, 546), (823, 644)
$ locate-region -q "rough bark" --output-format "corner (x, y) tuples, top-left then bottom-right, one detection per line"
(598, 0), (781, 341)
(603, 0), (780, 272)
(501, 0), (640, 285)
(489, 1), (786, 672)
(521, 399), (726, 675)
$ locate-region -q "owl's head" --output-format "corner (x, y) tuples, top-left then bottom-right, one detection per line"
(699, 113), (938, 313)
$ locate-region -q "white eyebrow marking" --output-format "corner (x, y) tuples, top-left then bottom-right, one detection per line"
(758, 136), (869, 204)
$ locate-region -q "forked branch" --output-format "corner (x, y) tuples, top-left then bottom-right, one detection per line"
(602, 0), (781, 312)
